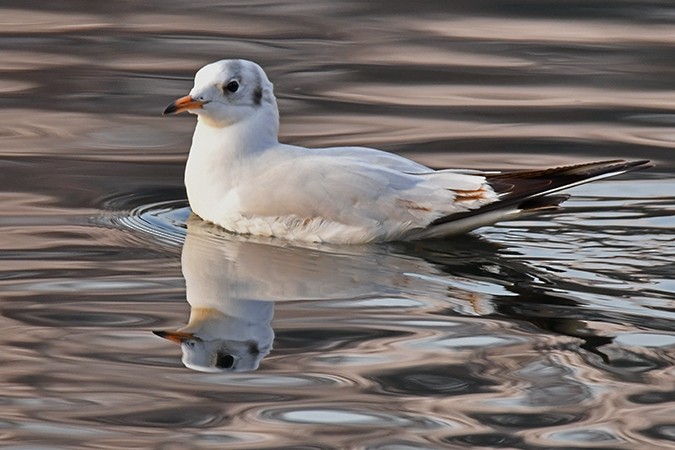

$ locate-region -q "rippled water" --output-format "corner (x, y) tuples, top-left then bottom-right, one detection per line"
(1, 1), (674, 448)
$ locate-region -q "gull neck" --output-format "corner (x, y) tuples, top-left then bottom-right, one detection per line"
(193, 105), (279, 155)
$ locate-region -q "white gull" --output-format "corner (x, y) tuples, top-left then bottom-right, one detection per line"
(163, 59), (650, 244)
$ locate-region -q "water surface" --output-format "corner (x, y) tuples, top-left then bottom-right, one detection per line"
(1, 1), (674, 449)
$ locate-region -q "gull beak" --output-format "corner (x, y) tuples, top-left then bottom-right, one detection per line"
(153, 330), (196, 344)
(163, 95), (205, 115)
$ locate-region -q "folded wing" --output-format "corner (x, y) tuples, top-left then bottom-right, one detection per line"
(407, 159), (651, 240)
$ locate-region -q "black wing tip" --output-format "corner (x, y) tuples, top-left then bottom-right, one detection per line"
(489, 159), (653, 180)
(575, 159), (652, 174)
(600, 158), (651, 169)
(621, 159), (653, 171)
(588, 159), (653, 178)
(518, 194), (570, 211)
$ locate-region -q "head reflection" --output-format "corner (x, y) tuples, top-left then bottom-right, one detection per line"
(153, 305), (272, 373)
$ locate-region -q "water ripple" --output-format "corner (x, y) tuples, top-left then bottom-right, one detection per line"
(99, 194), (189, 248)
(260, 406), (444, 430)
(368, 364), (498, 397)
(83, 406), (228, 428)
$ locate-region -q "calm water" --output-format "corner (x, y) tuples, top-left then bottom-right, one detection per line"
(1, 1), (674, 449)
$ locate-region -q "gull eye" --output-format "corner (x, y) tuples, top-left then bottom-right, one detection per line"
(224, 80), (239, 93)
(215, 352), (235, 369)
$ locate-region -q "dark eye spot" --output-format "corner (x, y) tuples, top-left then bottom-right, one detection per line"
(252, 87), (262, 105)
(225, 80), (239, 93)
(215, 353), (235, 369)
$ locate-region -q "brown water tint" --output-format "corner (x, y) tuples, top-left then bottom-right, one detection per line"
(1, 1), (674, 448)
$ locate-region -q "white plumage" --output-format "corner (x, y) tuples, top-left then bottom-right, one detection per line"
(164, 59), (649, 244)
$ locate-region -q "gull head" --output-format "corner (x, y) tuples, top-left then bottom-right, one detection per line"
(163, 59), (276, 128)
(153, 330), (269, 372)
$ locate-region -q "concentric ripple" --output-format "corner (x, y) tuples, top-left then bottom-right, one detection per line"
(98, 192), (190, 248)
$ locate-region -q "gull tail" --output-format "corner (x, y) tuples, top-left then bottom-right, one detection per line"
(409, 159), (652, 240)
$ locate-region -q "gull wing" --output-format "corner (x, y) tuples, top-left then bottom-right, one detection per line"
(408, 159), (652, 240)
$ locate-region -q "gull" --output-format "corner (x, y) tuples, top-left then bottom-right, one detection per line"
(163, 59), (650, 244)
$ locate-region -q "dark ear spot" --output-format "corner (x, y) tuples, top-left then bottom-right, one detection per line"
(252, 87), (263, 105)
(215, 353), (235, 369)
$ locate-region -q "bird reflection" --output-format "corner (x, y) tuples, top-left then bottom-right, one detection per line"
(153, 219), (275, 372)
(153, 216), (427, 372)
(154, 216), (618, 372)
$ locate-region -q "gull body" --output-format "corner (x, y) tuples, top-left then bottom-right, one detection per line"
(164, 59), (650, 244)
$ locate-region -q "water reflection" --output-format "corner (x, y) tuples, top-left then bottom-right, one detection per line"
(154, 212), (630, 373)
(154, 219), (275, 372)
(153, 216), (434, 372)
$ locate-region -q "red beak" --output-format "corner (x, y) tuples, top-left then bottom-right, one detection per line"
(163, 95), (205, 115)
(153, 330), (195, 344)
